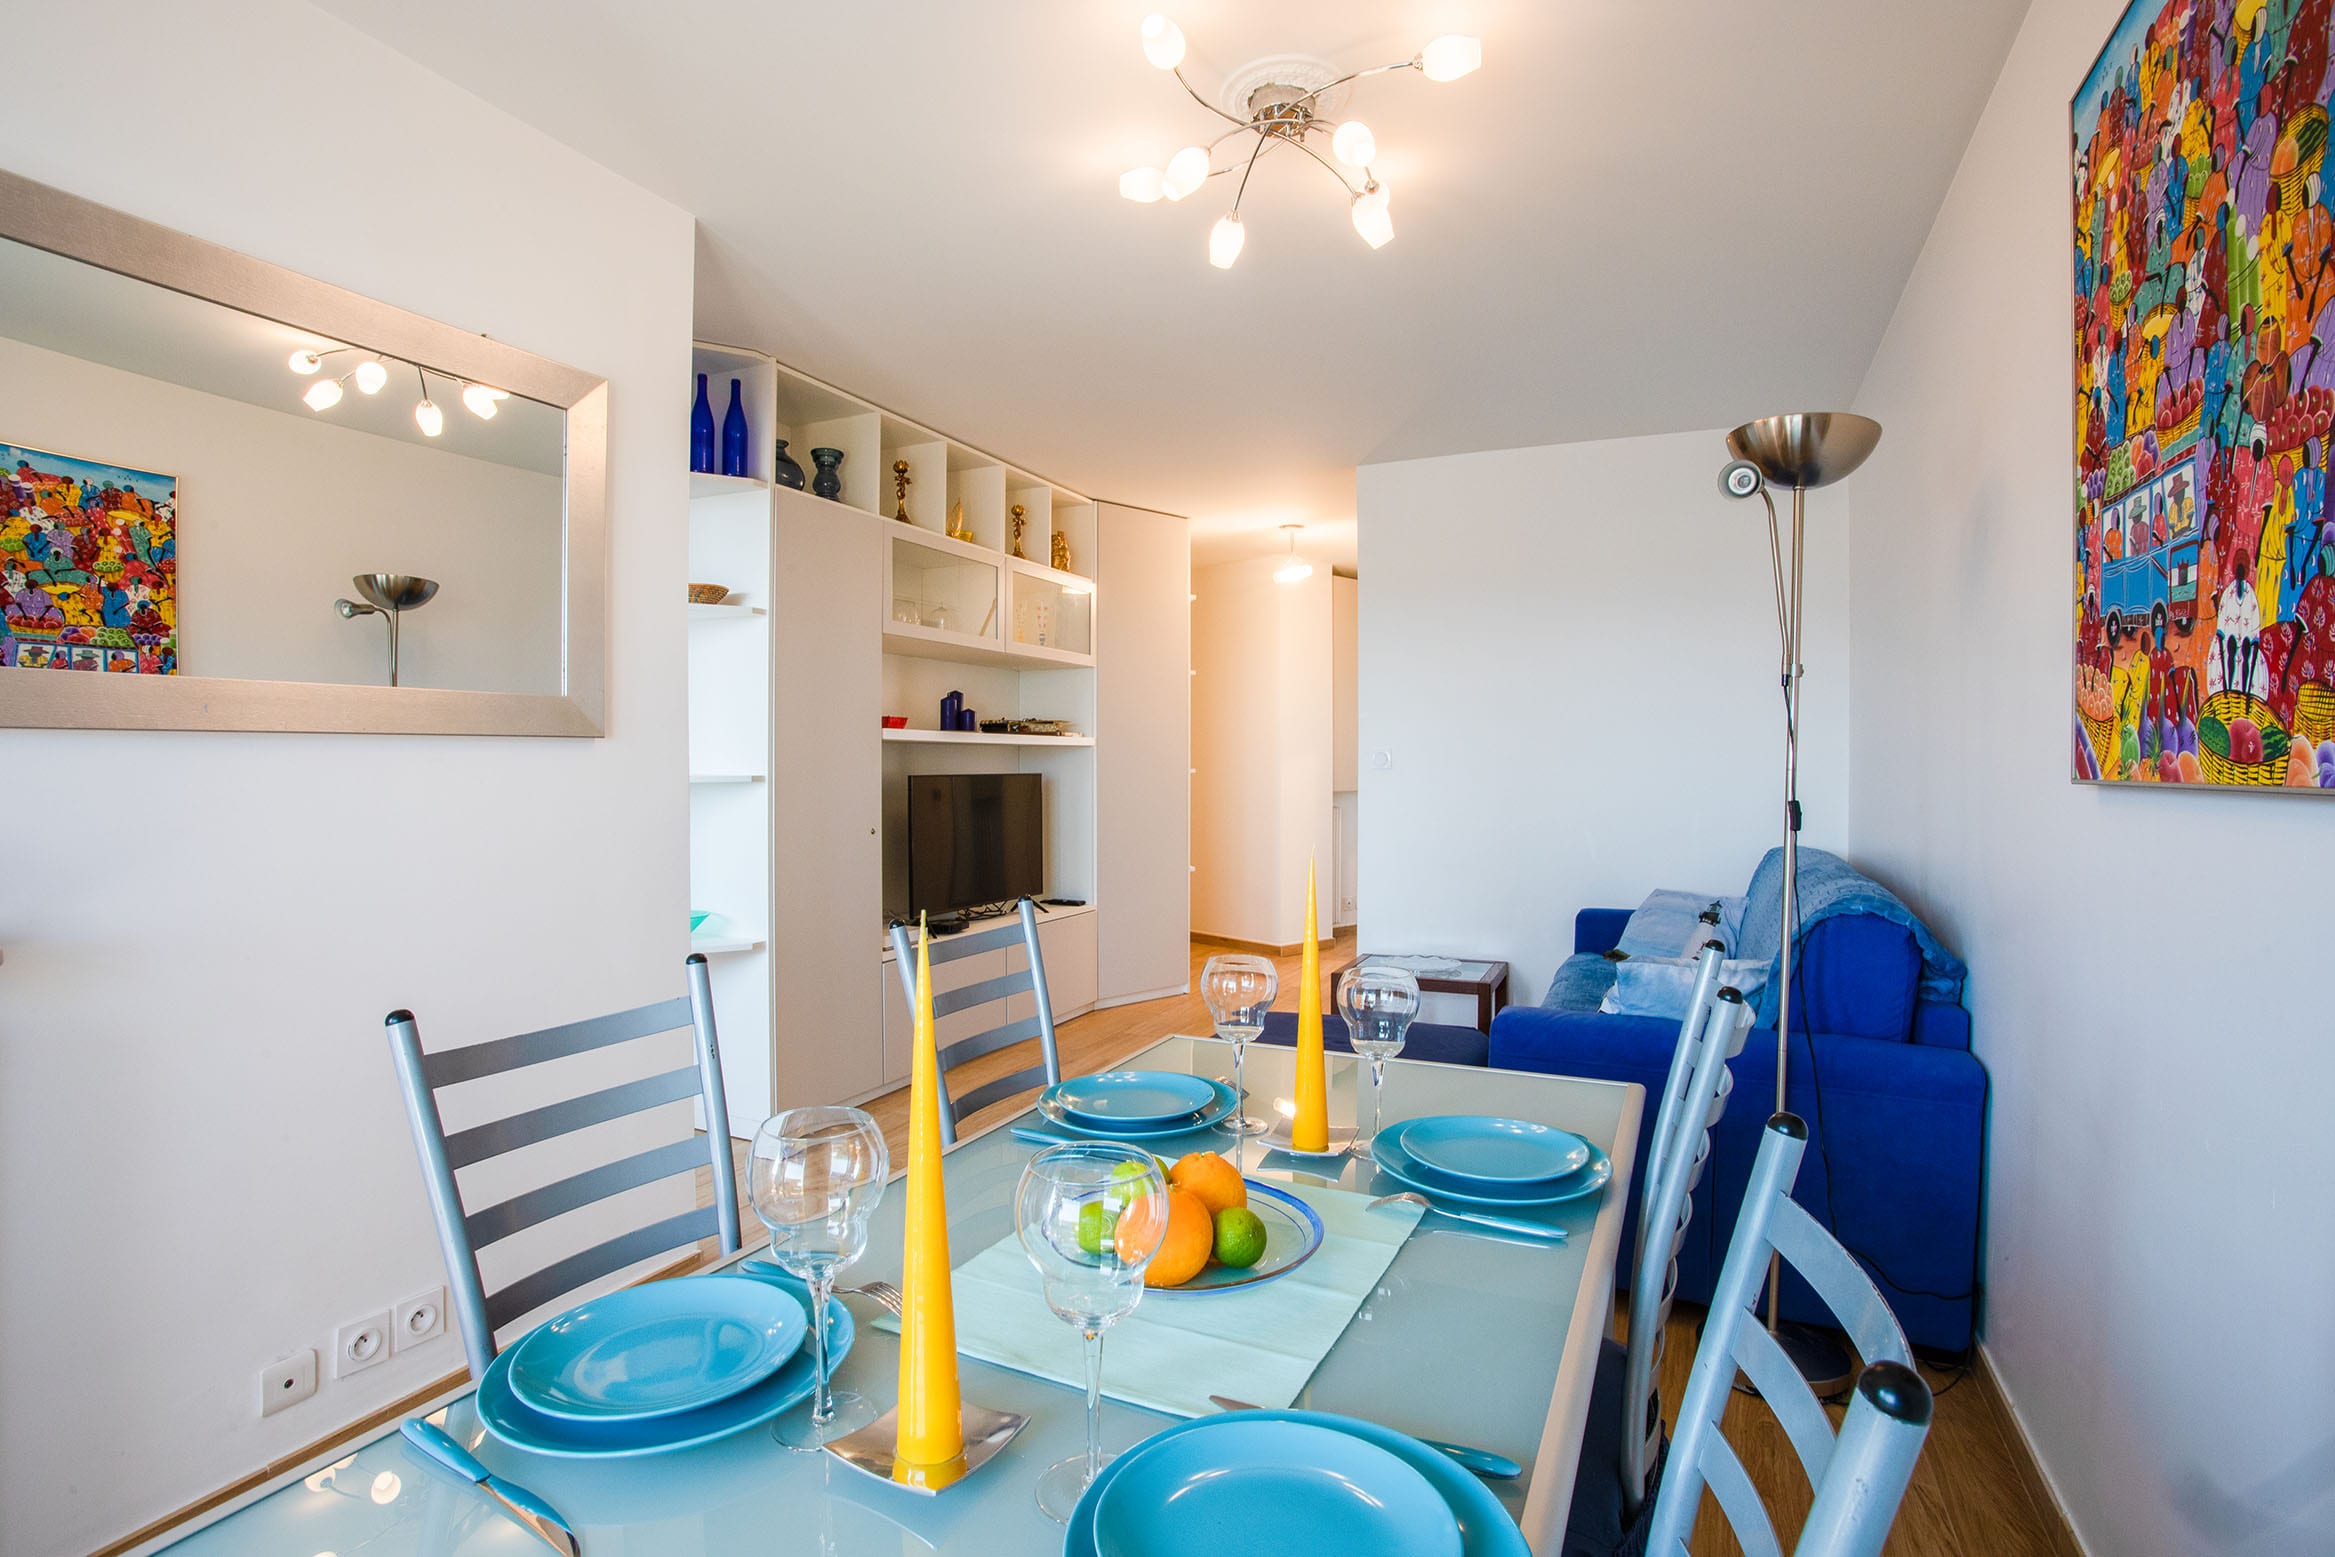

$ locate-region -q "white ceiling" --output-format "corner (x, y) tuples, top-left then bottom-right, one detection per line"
(310, 0), (2026, 567)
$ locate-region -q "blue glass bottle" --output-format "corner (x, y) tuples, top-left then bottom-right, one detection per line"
(689, 373), (716, 474)
(720, 377), (749, 478)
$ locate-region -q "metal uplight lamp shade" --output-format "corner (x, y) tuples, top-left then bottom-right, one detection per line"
(1717, 411), (1880, 1394)
(334, 573), (439, 687)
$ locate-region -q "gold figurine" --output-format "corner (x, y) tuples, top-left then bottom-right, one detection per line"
(1009, 503), (1028, 558)
(947, 500), (975, 543)
(1051, 528), (1071, 572)
(892, 459), (913, 523)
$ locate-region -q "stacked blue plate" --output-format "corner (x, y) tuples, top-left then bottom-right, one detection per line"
(477, 1269), (851, 1458)
(1373, 1116), (1612, 1208)
(1036, 1071), (1238, 1138)
(1069, 1409), (1527, 1557)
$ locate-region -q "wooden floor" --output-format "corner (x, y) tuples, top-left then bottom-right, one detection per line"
(704, 930), (2079, 1557)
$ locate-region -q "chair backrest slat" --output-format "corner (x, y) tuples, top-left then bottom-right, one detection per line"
(441, 1065), (702, 1170)
(1646, 1114), (1934, 1557)
(421, 995), (695, 1087)
(382, 956), (740, 1380)
(463, 1137), (710, 1250)
(485, 1206), (719, 1331)
(888, 900), (1061, 1146)
(1620, 976), (1753, 1510)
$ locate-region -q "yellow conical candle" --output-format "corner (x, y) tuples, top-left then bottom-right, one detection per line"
(1293, 856), (1328, 1151)
(895, 914), (964, 1465)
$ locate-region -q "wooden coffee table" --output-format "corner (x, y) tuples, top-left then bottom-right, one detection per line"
(1332, 954), (1511, 1033)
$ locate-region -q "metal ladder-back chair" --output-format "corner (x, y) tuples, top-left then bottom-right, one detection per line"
(384, 953), (742, 1379)
(888, 898), (1061, 1147)
(1646, 1114), (1934, 1557)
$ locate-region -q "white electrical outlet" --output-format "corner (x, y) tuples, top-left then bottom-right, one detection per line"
(258, 1349), (317, 1417)
(334, 1310), (392, 1378)
(393, 1286), (447, 1353)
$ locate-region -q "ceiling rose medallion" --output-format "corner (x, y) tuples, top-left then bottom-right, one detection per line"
(1118, 16), (1482, 268)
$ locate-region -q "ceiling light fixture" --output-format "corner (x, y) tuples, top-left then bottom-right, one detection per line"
(352, 358), (388, 395)
(1273, 524), (1314, 583)
(1119, 20), (1481, 268)
(412, 365), (443, 437)
(461, 382), (508, 419)
(303, 376), (344, 412)
(287, 344), (506, 436)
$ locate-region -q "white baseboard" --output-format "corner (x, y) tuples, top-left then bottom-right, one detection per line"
(1092, 984), (1188, 1010)
(1976, 1340), (2091, 1555)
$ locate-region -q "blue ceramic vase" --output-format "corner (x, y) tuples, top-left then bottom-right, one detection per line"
(689, 373), (716, 474)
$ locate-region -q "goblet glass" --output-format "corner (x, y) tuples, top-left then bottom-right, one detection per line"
(1200, 953), (1278, 1137)
(749, 1105), (889, 1451)
(1015, 1142), (1170, 1522)
(1337, 964), (1420, 1159)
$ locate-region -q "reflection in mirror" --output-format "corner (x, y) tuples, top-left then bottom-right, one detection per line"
(0, 235), (566, 693)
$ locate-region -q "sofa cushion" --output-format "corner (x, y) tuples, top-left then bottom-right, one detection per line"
(1543, 951), (1621, 1013)
(1599, 955), (1771, 1019)
(1795, 915), (1921, 1043)
(1253, 1009), (1489, 1067)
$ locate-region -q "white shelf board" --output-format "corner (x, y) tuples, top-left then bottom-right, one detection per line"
(1005, 554), (1096, 592)
(689, 601), (767, 620)
(690, 772), (768, 783)
(881, 729), (1094, 747)
(883, 623), (1094, 670)
(690, 471), (769, 500)
(877, 900), (1096, 960)
(691, 933), (767, 956)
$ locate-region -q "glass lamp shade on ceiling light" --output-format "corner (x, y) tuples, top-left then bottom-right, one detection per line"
(1331, 120), (1377, 168)
(288, 348), (325, 375)
(1208, 213), (1246, 269)
(1273, 525), (1313, 582)
(1351, 185), (1394, 249)
(352, 358), (388, 395)
(413, 397), (443, 437)
(461, 383), (507, 419)
(1140, 14), (1186, 70)
(1119, 166), (1166, 203)
(303, 376), (343, 411)
(1163, 146), (1210, 201)
(1420, 35), (1483, 82)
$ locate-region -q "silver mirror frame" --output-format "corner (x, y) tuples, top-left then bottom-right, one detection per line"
(0, 169), (607, 737)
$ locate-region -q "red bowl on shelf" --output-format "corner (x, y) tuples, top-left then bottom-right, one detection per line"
(881, 716), (908, 728)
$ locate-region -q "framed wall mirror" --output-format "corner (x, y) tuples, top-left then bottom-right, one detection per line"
(0, 169), (606, 736)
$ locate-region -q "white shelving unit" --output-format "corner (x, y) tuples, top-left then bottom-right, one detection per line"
(687, 341), (1111, 1123)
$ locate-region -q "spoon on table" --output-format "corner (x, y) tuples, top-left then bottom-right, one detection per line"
(1368, 1191), (1567, 1243)
(1207, 1395), (1521, 1480)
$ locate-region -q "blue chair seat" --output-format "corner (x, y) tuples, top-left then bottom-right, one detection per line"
(1253, 1009), (1490, 1067)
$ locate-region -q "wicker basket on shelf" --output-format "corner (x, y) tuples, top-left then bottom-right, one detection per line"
(687, 582), (731, 605)
(2197, 690), (2287, 785)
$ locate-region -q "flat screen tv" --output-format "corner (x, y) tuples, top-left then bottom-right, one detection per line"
(905, 773), (1043, 917)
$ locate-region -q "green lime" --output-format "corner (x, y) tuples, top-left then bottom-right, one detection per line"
(1077, 1199), (1119, 1255)
(1213, 1206), (1268, 1269)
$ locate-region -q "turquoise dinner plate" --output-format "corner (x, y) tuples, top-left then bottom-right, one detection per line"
(1051, 1071), (1222, 1128)
(1069, 1409), (1526, 1557)
(507, 1275), (808, 1422)
(1374, 1122), (1611, 1209)
(478, 1268), (851, 1458)
(1036, 1077), (1239, 1139)
(1148, 1180), (1324, 1295)
(1092, 1418), (1461, 1557)
(1396, 1115), (1591, 1188)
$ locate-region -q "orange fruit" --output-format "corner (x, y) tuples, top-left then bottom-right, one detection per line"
(1117, 1187), (1214, 1287)
(1168, 1151), (1247, 1216)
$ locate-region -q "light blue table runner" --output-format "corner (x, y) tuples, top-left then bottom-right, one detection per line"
(875, 1179), (1424, 1418)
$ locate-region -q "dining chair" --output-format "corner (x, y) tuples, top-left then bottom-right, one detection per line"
(1565, 954), (1753, 1556)
(887, 898), (1061, 1146)
(1644, 1112), (1934, 1557)
(383, 953), (741, 1380)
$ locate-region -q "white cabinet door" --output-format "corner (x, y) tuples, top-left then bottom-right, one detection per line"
(1094, 502), (1191, 1003)
(773, 497), (884, 1108)
(880, 946), (1009, 1092)
(1012, 910), (1098, 1022)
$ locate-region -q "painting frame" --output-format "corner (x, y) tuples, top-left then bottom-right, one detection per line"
(2071, 0), (2335, 797)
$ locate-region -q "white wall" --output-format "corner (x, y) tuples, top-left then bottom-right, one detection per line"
(0, 334), (562, 691)
(1191, 555), (1333, 947)
(0, 5), (695, 1554)
(1356, 431), (1850, 1000)
(1095, 501), (1193, 1003)
(1332, 574), (1360, 927)
(1848, 1), (2335, 1551)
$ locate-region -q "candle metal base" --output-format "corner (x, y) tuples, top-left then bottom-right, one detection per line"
(823, 1402), (1030, 1495)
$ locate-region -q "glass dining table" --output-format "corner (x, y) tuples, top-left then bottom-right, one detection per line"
(156, 1037), (1642, 1556)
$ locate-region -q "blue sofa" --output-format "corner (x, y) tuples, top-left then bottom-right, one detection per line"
(1490, 865), (1985, 1355)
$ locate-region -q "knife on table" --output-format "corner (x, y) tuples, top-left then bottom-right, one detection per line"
(1207, 1394), (1522, 1479)
(401, 1416), (581, 1556)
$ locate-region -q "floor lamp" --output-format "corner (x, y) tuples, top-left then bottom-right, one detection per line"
(1718, 411), (1881, 1394)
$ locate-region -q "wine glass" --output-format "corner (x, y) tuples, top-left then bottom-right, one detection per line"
(1199, 953), (1278, 1137)
(1337, 964), (1420, 1159)
(749, 1106), (889, 1451)
(1014, 1142), (1170, 1522)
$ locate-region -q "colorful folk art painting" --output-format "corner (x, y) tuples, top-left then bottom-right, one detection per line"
(0, 443), (177, 675)
(2073, 0), (2335, 791)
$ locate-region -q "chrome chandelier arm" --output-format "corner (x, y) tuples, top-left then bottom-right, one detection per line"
(1285, 58), (1420, 117)
(1276, 132), (1366, 199)
(1172, 65), (1247, 126)
(1231, 129), (1273, 212)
